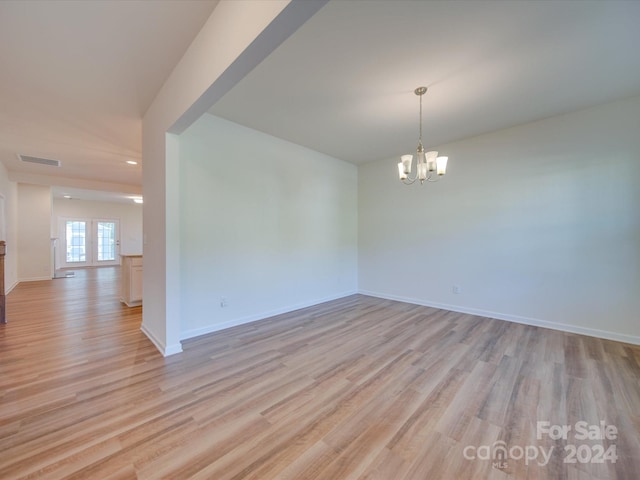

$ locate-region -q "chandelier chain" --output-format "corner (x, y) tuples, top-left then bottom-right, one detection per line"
(419, 92), (422, 142)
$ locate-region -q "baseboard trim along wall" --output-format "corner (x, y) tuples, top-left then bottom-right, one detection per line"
(157, 288), (640, 350)
(180, 290), (359, 341)
(141, 324), (183, 357)
(18, 276), (52, 282)
(358, 290), (640, 346)
(6, 281), (18, 295)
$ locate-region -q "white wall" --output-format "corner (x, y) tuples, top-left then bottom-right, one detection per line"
(142, 0), (325, 355)
(52, 198), (143, 263)
(178, 114), (357, 338)
(359, 96), (640, 343)
(0, 163), (18, 292)
(17, 183), (52, 281)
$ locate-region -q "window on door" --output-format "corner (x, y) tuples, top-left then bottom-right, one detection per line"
(97, 221), (116, 262)
(66, 221), (87, 263)
(60, 218), (120, 268)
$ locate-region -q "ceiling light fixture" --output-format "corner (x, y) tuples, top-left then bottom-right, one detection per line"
(132, 197), (143, 204)
(398, 87), (448, 184)
(126, 160), (138, 165)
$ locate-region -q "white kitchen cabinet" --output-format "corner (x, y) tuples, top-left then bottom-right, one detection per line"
(121, 254), (143, 307)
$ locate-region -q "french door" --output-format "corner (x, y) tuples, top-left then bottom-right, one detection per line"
(60, 218), (120, 268)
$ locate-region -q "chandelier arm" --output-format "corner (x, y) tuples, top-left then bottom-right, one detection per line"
(402, 175), (417, 185)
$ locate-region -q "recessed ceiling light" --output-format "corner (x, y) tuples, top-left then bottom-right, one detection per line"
(126, 160), (138, 165)
(132, 197), (143, 204)
(63, 195), (71, 199)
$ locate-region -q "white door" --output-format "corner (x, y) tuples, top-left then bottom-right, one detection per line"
(62, 219), (89, 268)
(60, 218), (120, 268)
(93, 220), (119, 266)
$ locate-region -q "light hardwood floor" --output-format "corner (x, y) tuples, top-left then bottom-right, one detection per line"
(1, 267), (639, 479)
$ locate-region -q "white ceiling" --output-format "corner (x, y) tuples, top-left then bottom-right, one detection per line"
(210, 0), (640, 164)
(0, 0), (218, 191)
(1, 0), (639, 199)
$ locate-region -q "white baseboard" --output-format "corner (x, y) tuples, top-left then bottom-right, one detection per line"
(141, 323), (183, 357)
(18, 276), (51, 282)
(180, 290), (358, 341)
(6, 281), (18, 294)
(358, 289), (640, 346)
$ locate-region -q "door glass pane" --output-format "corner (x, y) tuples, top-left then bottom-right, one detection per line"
(97, 222), (116, 261)
(66, 221), (86, 263)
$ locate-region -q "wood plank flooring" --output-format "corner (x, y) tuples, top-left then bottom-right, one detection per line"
(1, 267), (639, 479)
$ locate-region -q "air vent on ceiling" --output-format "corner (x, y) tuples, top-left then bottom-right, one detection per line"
(18, 154), (61, 167)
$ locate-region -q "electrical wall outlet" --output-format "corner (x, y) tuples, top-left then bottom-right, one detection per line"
(452, 285), (461, 295)
(220, 297), (228, 308)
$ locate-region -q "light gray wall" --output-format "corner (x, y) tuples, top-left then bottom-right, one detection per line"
(358, 96), (640, 343)
(17, 183), (52, 281)
(141, 1), (312, 355)
(178, 114), (358, 339)
(0, 163), (18, 292)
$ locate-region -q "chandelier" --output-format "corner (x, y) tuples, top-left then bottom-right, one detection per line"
(398, 87), (448, 184)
